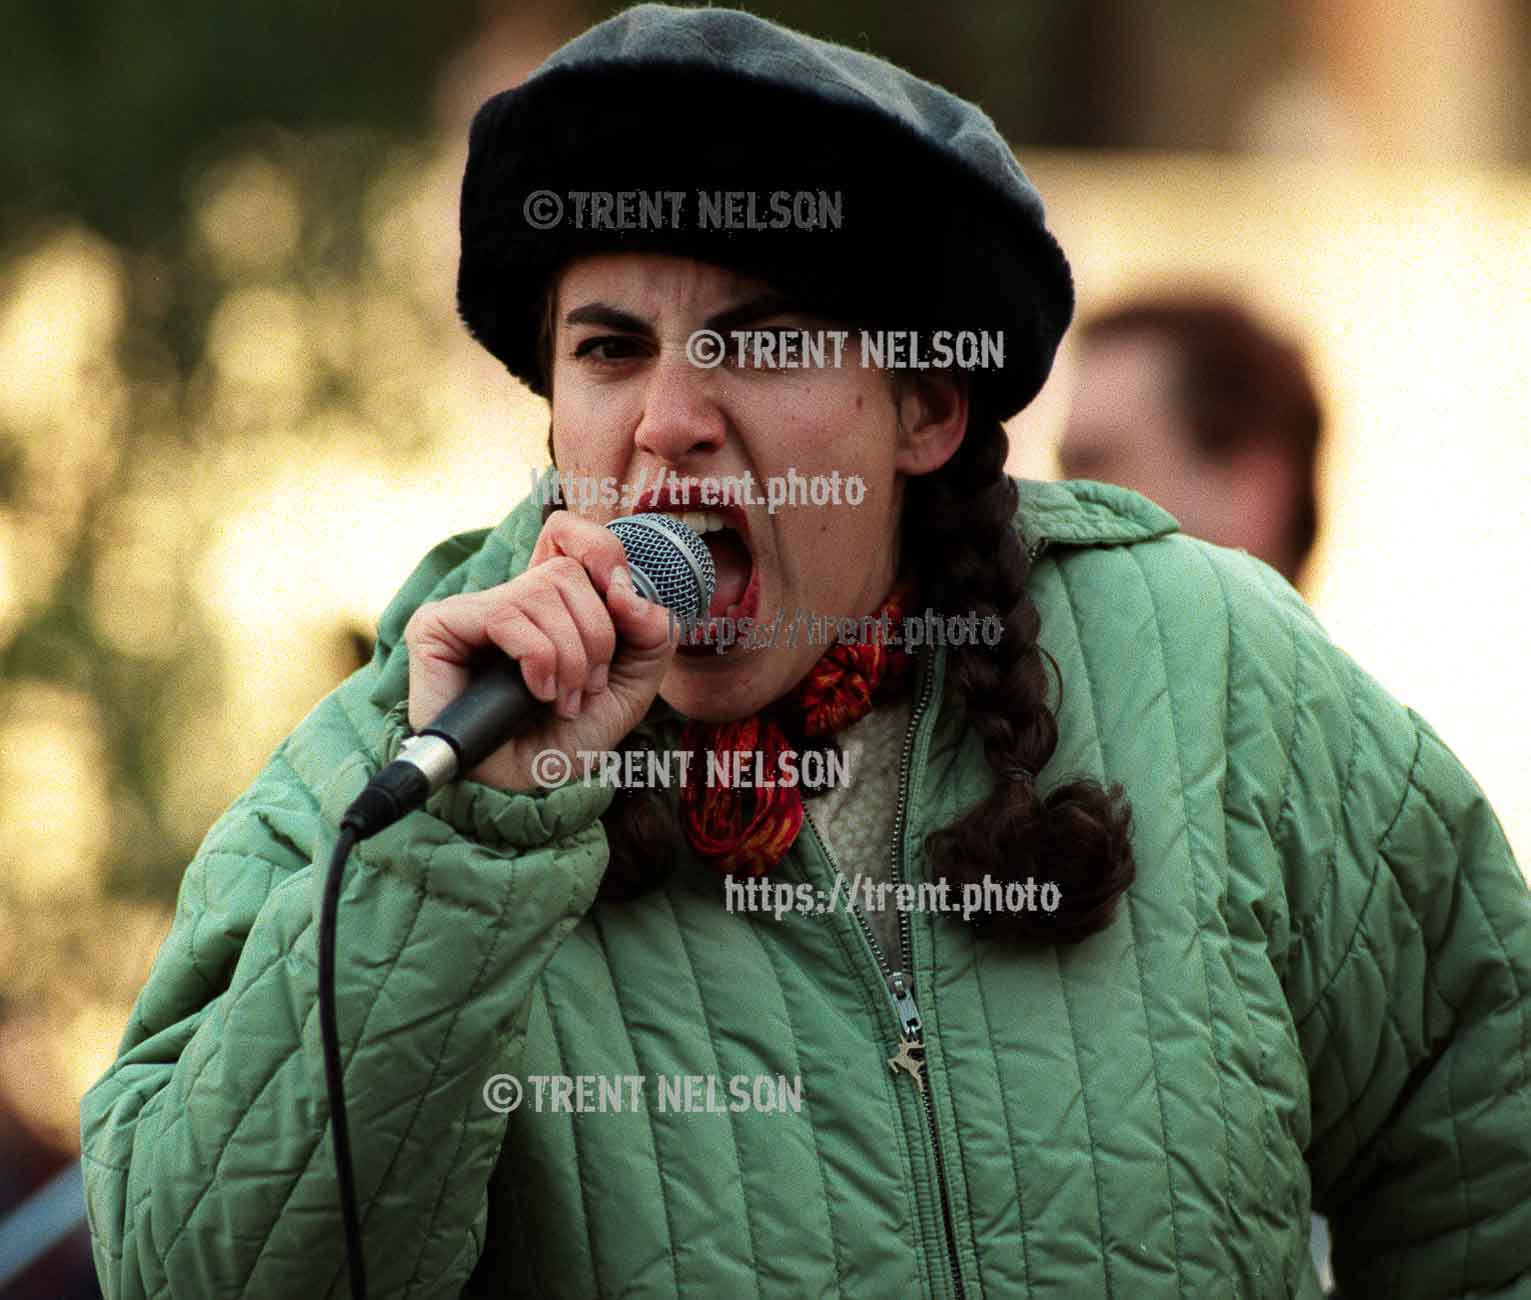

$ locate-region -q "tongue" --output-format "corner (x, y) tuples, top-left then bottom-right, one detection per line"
(703, 530), (751, 616)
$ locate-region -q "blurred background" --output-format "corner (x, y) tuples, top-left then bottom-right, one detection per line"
(1, 1), (1527, 1292)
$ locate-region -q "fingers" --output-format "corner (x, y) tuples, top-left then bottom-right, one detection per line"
(404, 511), (681, 737)
(506, 556), (612, 718)
(403, 592), (506, 732)
(605, 563), (683, 656)
(529, 509), (629, 591)
(531, 508), (679, 667)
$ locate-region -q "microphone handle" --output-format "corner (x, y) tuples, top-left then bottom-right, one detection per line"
(342, 512), (708, 841)
(418, 653), (537, 778)
(340, 654), (536, 840)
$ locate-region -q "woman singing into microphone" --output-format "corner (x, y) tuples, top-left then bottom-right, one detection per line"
(83, 6), (1531, 1298)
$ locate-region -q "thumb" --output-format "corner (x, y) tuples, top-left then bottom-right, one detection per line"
(602, 563), (683, 696)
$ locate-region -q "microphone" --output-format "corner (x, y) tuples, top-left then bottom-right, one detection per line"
(340, 512), (715, 840)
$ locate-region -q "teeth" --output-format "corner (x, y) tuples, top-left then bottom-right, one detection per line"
(658, 510), (728, 534)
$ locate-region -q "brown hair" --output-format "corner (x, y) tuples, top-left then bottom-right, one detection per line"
(1081, 294), (1323, 581)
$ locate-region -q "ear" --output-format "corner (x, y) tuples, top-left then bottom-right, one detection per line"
(893, 370), (969, 476)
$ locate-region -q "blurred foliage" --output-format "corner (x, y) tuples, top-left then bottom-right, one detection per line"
(2, 0), (479, 248)
(0, 0), (478, 911)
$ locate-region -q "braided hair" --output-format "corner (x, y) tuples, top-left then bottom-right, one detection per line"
(900, 382), (1136, 942)
(535, 304), (1135, 943)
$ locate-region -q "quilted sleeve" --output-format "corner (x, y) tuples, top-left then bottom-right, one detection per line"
(79, 688), (616, 1299)
(1282, 646), (1531, 1296)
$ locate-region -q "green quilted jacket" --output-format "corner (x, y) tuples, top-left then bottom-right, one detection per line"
(82, 478), (1531, 1299)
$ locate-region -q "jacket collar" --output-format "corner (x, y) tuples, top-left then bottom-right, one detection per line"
(1013, 476), (1180, 552)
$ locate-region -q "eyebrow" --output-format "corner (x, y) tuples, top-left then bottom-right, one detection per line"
(706, 292), (801, 336)
(563, 303), (649, 333)
(561, 291), (805, 337)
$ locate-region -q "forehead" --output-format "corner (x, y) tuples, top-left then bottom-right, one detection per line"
(553, 253), (775, 317)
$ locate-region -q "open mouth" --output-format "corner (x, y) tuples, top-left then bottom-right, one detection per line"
(640, 507), (760, 651)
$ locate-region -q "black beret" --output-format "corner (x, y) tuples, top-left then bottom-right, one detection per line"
(458, 3), (1073, 421)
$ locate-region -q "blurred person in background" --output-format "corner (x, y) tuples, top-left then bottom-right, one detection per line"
(79, 6), (1531, 1299)
(1, 1094), (100, 1298)
(1059, 294), (1322, 588)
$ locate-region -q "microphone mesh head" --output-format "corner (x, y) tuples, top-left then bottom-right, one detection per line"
(607, 514), (716, 624)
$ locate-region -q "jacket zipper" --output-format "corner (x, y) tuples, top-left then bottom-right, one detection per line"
(803, 650), (966, 1299)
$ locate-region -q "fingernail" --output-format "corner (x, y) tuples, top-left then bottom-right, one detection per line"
(590, 664), (609, 693)
(610, 565), (632, 594)
(564, 689), (582, 716)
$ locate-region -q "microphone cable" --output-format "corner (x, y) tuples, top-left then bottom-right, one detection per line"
(314, 509), (714, 1299)
(321, 753), (436, 1300)
(320, 824), (367, 1300)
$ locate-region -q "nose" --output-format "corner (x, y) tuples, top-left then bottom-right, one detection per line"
(632, 349), (727, 464)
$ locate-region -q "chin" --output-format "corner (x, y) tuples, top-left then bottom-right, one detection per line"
(661, 655), (788, 722)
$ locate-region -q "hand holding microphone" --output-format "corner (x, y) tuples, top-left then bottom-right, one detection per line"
(341, 510), (714, 836)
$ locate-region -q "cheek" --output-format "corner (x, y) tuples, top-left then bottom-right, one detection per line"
(550, 395), (630, 477)
(775, 392), (899, 565)
(794, 432), (898, 520)
(781, 485), (898, 595)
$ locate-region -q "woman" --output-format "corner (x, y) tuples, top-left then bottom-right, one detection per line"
(81, 7), (1531, 1298)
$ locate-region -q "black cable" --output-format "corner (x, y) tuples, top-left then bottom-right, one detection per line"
(320, 760), (431, 1300)
(319, 824), (368, 1300)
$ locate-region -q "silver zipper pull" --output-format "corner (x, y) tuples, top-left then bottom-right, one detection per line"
(886, 971), (926, 1092)
(888, 971), (922, 1038)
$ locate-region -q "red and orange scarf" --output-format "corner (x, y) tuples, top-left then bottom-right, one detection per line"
(679, 578), (917, 877)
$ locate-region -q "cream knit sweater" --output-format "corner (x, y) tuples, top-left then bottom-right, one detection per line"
(803, 690), (915, 964)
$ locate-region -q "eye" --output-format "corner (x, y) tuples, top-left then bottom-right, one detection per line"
(572, 335), (646, 363)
